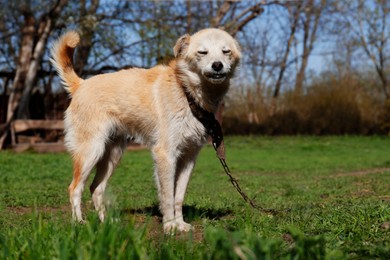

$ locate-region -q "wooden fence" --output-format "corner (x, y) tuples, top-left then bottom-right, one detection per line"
(11, 119), (65, 152)
(10, 119), (144, 153)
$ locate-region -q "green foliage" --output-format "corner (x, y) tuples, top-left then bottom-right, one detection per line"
(0, 136), (389, 259)
(0, 213), (148, 259)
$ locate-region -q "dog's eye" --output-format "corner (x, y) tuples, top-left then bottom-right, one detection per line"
(197, 50), (208, 55)
(223, 49), (231, 55)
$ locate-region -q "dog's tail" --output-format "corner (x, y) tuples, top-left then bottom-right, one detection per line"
(50, 31), (83, 95)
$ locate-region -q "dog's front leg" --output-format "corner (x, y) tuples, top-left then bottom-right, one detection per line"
(173, 148), (200, 232)
(152, 146), (177, 234)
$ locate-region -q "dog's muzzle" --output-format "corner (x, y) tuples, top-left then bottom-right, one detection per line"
(203, 61), (230, 83)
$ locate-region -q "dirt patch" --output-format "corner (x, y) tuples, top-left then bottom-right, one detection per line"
(378, 196), (390, 201)
(352, 189), (375, 197)
(6, 205), (70, 214)
(121, 206), (222, 243)
(6, 204), (224, 242)
(331, 167), (390, 178)
(380, 221), (390, 230)
(145, 218), (204, 243)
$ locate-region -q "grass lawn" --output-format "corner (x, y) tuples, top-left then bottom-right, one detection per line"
(0, 136), (389, 259)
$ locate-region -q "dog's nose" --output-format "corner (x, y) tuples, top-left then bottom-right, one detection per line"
(212, 61), (223, 72)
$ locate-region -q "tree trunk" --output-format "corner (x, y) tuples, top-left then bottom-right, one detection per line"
(273, 3), (301, 100)
(295, 0), (324, 95)
(355, 0), (389, 99)
(74, 0), (100, 75)
(0, 12), (35, 147)
(0, 0), (68, 149)
(17, 18), (53, 118)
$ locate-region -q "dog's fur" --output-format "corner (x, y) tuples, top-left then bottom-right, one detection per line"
(50, 28), (241, 233)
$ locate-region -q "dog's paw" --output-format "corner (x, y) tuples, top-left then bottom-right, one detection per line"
(163, 220), (193, 235)
(176, 220), (193, 232)
(72, 218), (86, 224)
(163, 221), (177, 235)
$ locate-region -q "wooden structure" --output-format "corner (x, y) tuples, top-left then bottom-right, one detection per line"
(10, 119), (145, 153)
(11, 119), (65, 152)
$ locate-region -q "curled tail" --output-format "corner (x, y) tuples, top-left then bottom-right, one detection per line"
(50, 31), (83, 95)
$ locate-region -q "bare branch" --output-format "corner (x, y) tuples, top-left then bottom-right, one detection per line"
(211, 0), (234, 27)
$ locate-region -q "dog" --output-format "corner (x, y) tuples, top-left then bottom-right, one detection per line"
(50, 28), (241, 233)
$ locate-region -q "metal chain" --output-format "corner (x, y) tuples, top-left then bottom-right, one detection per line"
(184, 88), (284, 215)
(213, 143), (282, 215)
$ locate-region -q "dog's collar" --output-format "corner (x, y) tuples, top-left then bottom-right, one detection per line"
(184, 90), (225, 159)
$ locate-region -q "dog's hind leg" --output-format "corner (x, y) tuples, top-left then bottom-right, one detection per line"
(90, 136), (126, 221)
(68, 139), (107, 223)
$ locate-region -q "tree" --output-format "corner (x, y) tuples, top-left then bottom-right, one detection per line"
(356, 0), (389, 100)
(211, 0), (265, 36)
(73, 0), (100, 75)
(127, 0), (266, 68)
(0, 0), (268, 149)
(294, 0), (326, 94)
(273, 1), (302, 100)
(0, 0), (68, 148)
(338, 0), (389, 99)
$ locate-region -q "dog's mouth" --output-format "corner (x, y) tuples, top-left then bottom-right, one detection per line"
(204, 72), (227, 81)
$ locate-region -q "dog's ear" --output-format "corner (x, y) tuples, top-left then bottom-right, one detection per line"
(232, 39), (242, 59)
(173, 34), (190, 58)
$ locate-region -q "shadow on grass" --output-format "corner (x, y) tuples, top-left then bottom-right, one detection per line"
(121, 204), (233, 222)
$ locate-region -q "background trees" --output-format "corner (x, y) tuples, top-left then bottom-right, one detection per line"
(0, 0), (389, 148)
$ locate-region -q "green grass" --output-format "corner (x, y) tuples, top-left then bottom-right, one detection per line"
(0, 136), (389, 259)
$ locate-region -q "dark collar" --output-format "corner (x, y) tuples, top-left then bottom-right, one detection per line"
(184, 90), (225, 159)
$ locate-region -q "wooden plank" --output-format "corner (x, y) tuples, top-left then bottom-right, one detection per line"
(13, 120), (64, 133)
(12, 142), (145, 153)
(12, 142), (66, 153)
(17, 135), (42, 144)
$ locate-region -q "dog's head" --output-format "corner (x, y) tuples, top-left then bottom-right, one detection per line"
(174, 28), (241, 85)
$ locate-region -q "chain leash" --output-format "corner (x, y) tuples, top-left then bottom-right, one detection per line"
(183, 88), (286, 215)
(212, 143), (281, 215)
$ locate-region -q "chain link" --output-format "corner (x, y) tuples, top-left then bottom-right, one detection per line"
(219, 158), (280, 215)
(213, 143), (283, 215)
